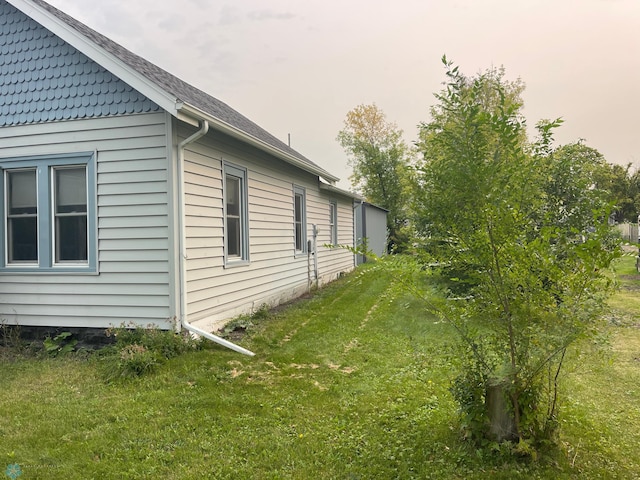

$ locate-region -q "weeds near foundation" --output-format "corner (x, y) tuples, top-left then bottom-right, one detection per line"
(99, 324), (201, 381)
(43, 332), (78, 357)
(1, 322), (22, 350)
(220, 303), (272, 340)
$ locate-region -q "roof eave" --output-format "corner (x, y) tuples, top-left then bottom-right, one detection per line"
(178, 103), (340, 183)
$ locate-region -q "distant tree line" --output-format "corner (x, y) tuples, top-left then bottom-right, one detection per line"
(338, 97), (639, 249)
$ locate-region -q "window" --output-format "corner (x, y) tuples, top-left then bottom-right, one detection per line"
(1, 153), (96, 272)
(6, 169), (38, 263)
(54, 167), (88, 263)
(294, 185), (306, 253)
(224, 163), (249, 265)
(329, 201), (338, 246)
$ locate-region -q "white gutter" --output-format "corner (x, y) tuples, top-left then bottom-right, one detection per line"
(177, 120), (255, 357)
(319, 181), (362, 200)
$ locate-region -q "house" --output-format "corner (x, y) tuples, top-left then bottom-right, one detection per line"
(354, 201), (388, 264)
(0, 0), (358, 353)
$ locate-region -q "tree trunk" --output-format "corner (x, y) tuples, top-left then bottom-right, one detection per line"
(486, 380), (518, 442)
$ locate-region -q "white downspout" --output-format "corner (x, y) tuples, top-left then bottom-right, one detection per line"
(312, 224), (318, 283)
(177, 120), (255, 357)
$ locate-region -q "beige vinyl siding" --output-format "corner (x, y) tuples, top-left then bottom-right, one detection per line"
(307, 187), (355, 279)
(0, 113), (174, 329)
(180, 124), (354, 330)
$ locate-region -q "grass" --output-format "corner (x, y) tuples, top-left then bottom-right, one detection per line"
(1, 257), (640, 479)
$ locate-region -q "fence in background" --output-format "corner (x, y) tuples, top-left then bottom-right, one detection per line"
(615, 222), (639, 243)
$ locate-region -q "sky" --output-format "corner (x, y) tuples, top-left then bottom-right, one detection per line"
(46, 0), (640, 189)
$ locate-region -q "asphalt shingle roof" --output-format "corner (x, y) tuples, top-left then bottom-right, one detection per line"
(27, 0), (335, 180)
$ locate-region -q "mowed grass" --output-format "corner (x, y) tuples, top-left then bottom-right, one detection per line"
(1, 259), (640, 479)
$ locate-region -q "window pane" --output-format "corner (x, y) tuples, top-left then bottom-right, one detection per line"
(56, 167), (87, 214)
(54, 167), (88, 262)
(8, 169), (37, 215)
(7, 170), (38, 263)
(8, 217), (38, 262)
(295, 223), (302, 251)
(56, 216), (88, 262)
(226, 175), (240, 217)
(227, 217), (241, 257)
(294, 194), (302, 222)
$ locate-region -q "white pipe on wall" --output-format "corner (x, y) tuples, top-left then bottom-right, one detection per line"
(177, 119), (255, 357)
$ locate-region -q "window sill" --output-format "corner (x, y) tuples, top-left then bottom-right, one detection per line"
(0, 266), (98, 275)
(224, 259), (250, 269)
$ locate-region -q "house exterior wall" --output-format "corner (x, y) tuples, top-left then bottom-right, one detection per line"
(0, 112), (174, 328)
(179, 122), (355, 331)
(1, 0), (356, 332)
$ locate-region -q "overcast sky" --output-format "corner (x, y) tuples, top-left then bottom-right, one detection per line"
(47, 0), (640, 189)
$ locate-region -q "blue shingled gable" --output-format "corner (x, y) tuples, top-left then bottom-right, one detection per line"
(0, 0), (160, 126)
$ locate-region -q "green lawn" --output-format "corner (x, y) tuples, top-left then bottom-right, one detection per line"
(1, 257), (639, 479)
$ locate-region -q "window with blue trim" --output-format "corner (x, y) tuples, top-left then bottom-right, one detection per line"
(1, 153), (96, 272)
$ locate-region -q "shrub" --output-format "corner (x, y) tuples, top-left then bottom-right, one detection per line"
(100, 325), (200, 381)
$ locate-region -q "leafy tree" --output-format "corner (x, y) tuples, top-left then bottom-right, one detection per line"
(549, 143), (640, 224)
(597, 161), (639, 223)
(412, 57), (618, 448)
(543, 141), (613, 230)
(337, 104), (413, 252)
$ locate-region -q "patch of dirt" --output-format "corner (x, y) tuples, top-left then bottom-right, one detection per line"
(328, 363), (358, 374)
(620, 274), (640, 281)
(223, 328), (249, 342)
(313, 380), (328, 391)
(343, 338), (360, 353)
(289, 363), (320, 370)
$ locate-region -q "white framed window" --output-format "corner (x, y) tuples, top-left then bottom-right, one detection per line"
(53, 166), (88, 264)
(223, 163), (249, 265)
(294, 185), (306, 253)
(329, 201), (338, 246)
(6, 168), (38, 264)
(1, 153), (96, 272)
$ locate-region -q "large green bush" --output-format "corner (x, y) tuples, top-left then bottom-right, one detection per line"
(411, 57), (619, 449)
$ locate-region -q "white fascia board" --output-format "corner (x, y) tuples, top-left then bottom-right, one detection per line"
(179, 103), (340, 184)
(319, 181), (362, 200)
(7, 0), (180, 115)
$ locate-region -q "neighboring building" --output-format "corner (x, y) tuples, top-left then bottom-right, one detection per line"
(354, 201), (388, 265)
(0, 0), (357, 347)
